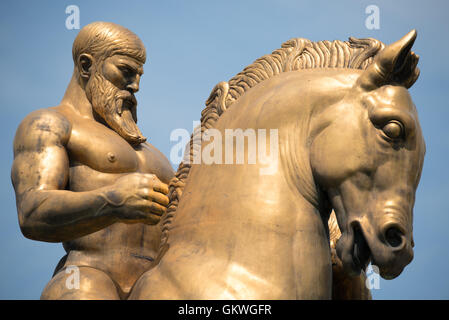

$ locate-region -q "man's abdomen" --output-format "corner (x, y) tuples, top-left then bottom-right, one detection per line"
(63, 222), (161, 293)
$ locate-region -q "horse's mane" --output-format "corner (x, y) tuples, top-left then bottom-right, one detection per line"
(159, 37), (386, 251)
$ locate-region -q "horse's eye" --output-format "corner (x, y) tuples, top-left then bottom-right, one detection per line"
(382, 120), (404, 140)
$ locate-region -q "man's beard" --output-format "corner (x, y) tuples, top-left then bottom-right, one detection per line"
(85, 72), (146, 146)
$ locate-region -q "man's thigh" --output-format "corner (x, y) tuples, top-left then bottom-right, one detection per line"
(41, 266), (121, 300)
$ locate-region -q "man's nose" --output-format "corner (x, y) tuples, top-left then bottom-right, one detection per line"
(127, 82), (139, 93)
(126, 75), (140, 93)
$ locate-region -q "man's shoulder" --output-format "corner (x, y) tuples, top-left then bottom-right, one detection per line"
(14, 107), (72, 152)
(19, 107), (72, 131)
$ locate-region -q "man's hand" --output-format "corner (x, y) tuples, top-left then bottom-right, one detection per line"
(106, 173), (169, 225)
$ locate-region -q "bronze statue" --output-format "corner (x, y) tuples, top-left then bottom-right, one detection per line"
(11, 22), (174, 299)
(11, 21), (424, 300)
(129, 30), (425, 299)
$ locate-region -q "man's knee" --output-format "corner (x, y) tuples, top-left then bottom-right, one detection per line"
(41, 266), (120, 300)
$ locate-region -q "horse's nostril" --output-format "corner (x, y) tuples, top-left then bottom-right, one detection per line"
(385, 227), (404, 248)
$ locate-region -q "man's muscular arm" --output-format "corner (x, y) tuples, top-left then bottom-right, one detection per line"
(12, 109), (168, 242)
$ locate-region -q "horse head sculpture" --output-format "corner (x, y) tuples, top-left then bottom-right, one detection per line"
(311, 30), (425, 279)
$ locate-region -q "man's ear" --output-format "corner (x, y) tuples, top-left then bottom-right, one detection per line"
(78, 53), (95, 79)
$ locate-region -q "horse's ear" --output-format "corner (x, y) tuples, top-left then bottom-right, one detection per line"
(355, 30), (420, 90)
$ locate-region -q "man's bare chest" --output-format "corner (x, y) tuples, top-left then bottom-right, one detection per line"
(66, 119), (174, 191)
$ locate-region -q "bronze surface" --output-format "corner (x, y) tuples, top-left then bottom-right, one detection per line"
(11, 22), (174, 299)
(11, 23), (424, 300)
(130, 30), (424, 299)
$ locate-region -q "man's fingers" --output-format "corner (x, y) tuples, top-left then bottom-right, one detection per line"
(136, 199), (166, 215)
(153, 182), (169, 195)
(139, 174), (168, 195)
(138, 188), (169, 206)
(150, 191), (169, 207)
(129, 201), (166, 223)
(148, 202), (167, 216)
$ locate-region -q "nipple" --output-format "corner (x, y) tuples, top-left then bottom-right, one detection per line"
(107, 152), (116, 163)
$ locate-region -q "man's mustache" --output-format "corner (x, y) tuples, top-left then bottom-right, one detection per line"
(115, 91), (137, 117)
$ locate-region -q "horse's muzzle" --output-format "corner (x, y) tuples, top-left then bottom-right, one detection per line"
(369, 221), (414, 279)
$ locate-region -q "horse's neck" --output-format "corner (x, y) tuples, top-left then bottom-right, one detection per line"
(170, 72), (337, 243)
(172, 71), (347, 230)
(160, 70), (359, 298)
(169, 158), (332, 298)
(172, 158), (305, 229)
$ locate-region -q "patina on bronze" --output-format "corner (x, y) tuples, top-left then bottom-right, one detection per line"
(11, 22), (174, 299)
(129, 30), (425, 299)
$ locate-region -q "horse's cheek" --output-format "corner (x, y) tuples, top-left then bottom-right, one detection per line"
(311, 128), (363, 186)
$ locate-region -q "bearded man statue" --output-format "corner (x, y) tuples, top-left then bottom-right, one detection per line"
(11, 22), (174, 299)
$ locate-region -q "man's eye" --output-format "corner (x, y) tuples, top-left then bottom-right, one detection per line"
(119, 67), (132, 76)
(382, 120), (405, 140)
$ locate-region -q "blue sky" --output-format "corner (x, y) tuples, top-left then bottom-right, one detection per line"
(0, 0), (448, 299)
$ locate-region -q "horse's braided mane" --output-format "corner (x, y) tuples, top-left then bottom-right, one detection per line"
(159, 36), (386, 252)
